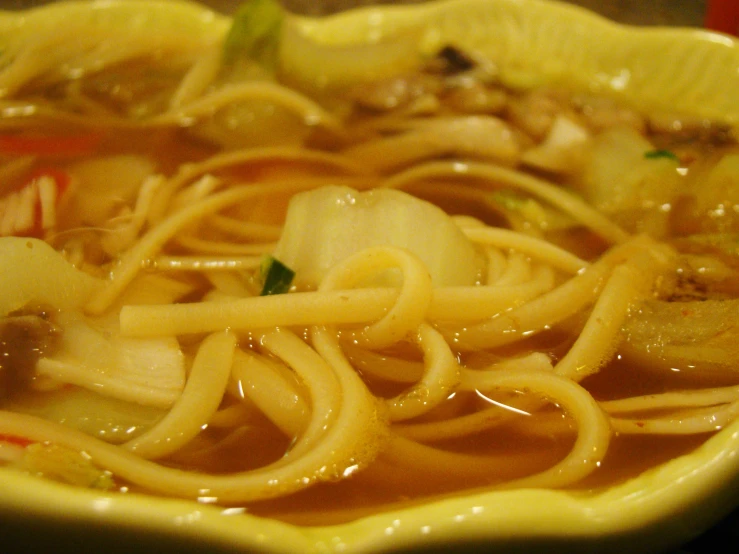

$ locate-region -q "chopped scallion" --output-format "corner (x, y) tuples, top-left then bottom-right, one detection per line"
(260, 255), (295, 296)
(644, 149), (679, 161)
(223, 0), (283, 69)
(488, 190), (528, 211)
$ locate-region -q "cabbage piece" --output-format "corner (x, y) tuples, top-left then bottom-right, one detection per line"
(189, 0), (311, 149)
(190, 98), (312, 149)
(0, 0), (229, 98)
(116, 273), (196, 307)
(579, 127), (683, 213)
(0, 237), (101, 317)
(20, 443), (114, 490)
(521, 115), (591, 174)
(278, 13), (422, 94)
(578, 127), (685, 236)
(272, 186), (483, 288)
(622, 298), (739, 377)
(685, 153), (739, 234)
(67, 155), (156, 227)
(35, 311), (185, 409)
(342, 116), (520, 172)
(6, 387), (164, 444)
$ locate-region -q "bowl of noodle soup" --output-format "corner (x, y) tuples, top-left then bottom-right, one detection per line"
(0, 0), (738, 552)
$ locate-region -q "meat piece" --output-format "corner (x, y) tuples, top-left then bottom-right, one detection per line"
(0, 306), (60, 399)
(428, 45), (476, 75)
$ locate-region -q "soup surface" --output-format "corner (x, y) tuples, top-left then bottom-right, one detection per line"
(0, 0), (738, 528)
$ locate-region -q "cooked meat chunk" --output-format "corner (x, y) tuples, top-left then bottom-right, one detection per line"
(0, 306), (60, 399)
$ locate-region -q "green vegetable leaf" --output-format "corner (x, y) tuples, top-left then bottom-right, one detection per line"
(644, 149), (679, 161)
(223, 0), (284, 69)
(260, 255), (295, 296)
(487, 190), (576, 231)
(488, 190), (528, 211)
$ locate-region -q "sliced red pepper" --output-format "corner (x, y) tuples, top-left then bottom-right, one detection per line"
(28, 168), (71, 197)
(0, 132), (103, 157)
(0, 433), (35, 448)
(0, 169), (71, 237)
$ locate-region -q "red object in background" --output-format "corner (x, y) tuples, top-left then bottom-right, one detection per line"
(705, 0), (739, 36)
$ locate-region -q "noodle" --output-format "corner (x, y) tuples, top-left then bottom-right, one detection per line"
(0, 0), (737, 529)
(122, 331), (237, 459)
(382, 161), (631, 244)
(382, 369), (611, 490)
(318, 246), (434, 349)
(462, 226), (589, 274)
(87, 177), (376, 314)
(231, 349), (310, 436)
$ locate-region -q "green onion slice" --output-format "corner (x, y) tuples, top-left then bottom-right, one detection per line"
(260, 255), (295, 296)
(644, 149), (679, 161)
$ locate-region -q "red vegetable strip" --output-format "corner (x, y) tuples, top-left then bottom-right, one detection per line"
(0, 169), (70, 237)
(0, 133), (102, 157)
(0, 433), (35, 448)
(28, 168), (71, 196)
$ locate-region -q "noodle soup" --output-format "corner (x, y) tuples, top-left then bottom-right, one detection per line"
(0, 0), (738, 543)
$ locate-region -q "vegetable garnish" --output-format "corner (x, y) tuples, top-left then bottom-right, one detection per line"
(223, 0), (283, 69)
(644, 149), (679, 161)
(0, 434), (34, 448)
(260, 255), (295, 296)
(0, 133), (102, 157)
(0, 169), (70, 237)
(273, 186), (483, 288)
(22, 443), (115, 490)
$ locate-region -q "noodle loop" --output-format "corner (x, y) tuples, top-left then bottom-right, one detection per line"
(318, 246), (434, 349)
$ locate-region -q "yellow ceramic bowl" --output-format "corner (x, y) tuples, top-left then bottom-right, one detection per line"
(1, 1), (738, 552)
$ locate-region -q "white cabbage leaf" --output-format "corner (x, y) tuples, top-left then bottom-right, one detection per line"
(273, 185), (484, 288)
(0, 237), (101, 317)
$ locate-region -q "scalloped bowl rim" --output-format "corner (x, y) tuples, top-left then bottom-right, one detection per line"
(1, 0), (738, 552)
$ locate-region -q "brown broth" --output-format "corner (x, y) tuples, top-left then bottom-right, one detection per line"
(239, 435), (707, 527)
(127, 341), (737, 526)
